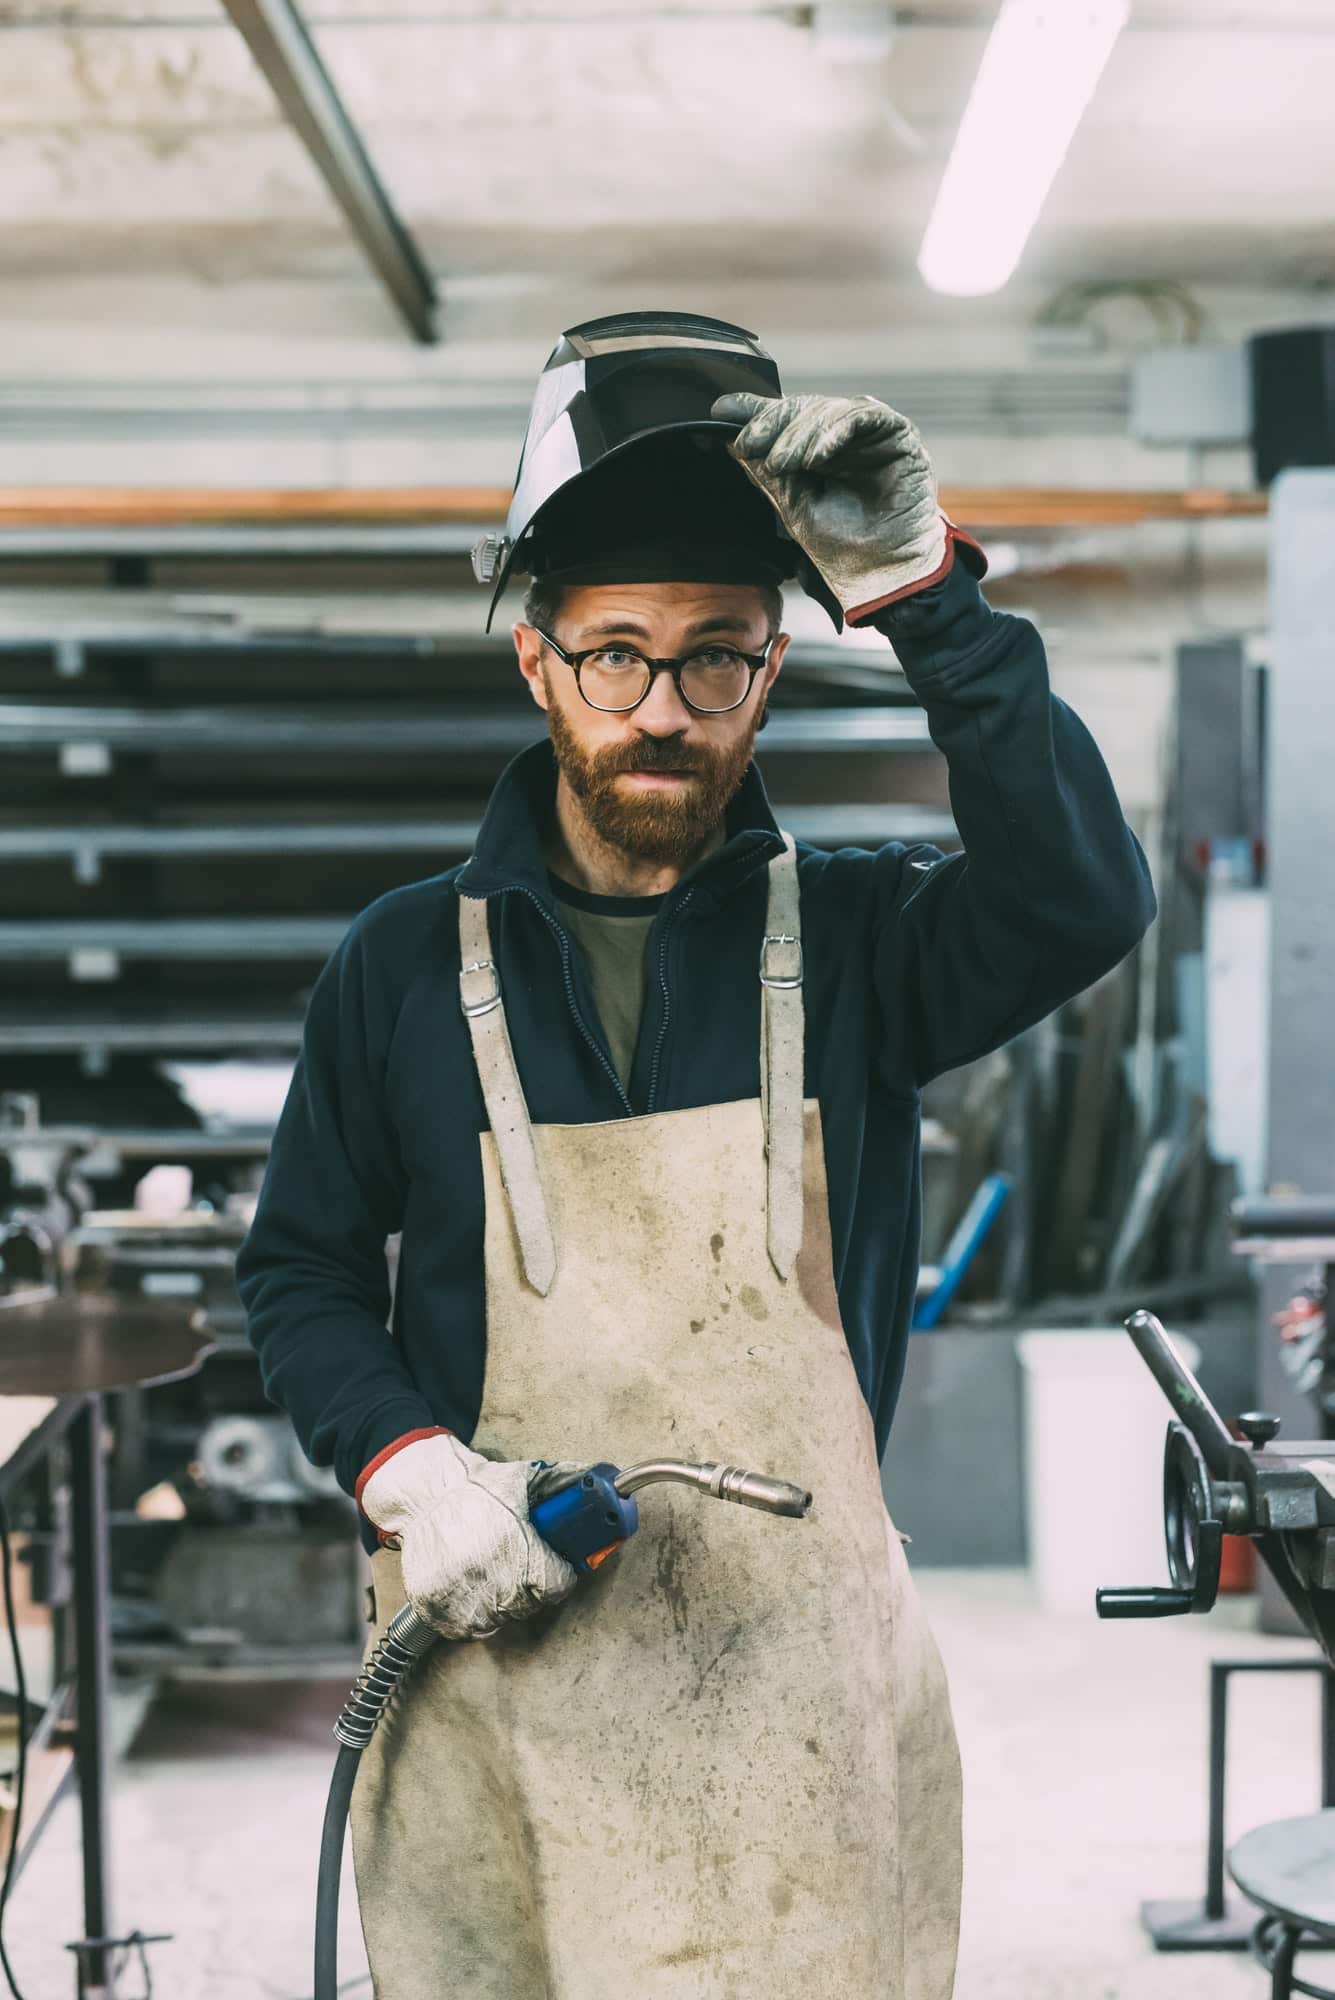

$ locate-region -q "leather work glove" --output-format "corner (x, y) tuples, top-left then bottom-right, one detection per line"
(710, 390), (982, 623)
(357, 1430), (581, 1641)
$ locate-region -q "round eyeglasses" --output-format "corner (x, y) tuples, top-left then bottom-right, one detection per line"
(531, 626), (775, 715)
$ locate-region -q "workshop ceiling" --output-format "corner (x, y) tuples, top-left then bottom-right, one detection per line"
(0, 0), (1332, 298)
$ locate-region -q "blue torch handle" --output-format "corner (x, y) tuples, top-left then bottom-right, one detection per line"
(530, 1463), (640, 1571)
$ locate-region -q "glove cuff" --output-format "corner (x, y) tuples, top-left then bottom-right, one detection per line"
(844, 518), (988, 626)
(356, 1425), (454, 1545)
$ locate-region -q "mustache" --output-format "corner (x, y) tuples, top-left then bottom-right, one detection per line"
(598, 736), (703, 777)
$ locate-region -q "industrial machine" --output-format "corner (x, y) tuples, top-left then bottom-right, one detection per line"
(1097, 1193), (1335, 1665)
(1096, 1306), (1335, 1665)
(1095, 1207), (1335, 2000)
(0, 1092), (366, 1674)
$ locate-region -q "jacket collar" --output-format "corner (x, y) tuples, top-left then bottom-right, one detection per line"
(456, 738), (786, 910)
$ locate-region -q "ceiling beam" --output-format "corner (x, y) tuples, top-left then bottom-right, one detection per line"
(218, 0), (440, 343)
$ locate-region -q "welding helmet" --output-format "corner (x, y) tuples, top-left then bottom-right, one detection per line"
(472, 310), (843, 631)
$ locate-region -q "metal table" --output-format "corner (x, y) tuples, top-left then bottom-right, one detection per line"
(1, 1393), (116, 1995)
(0, 1293), (211, 1998)
(1230, 1811), (1335, 1998)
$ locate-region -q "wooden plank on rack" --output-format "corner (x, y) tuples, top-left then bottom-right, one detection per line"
(0, 485), (1270, 531)
(0, 488), (511, 527)
(943, 486), (1269, 526)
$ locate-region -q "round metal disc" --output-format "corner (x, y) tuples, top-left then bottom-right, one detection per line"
(0, 1291), (213, 1395)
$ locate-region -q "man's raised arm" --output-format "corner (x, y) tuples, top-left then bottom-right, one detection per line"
(867, 561), (1156, 1086)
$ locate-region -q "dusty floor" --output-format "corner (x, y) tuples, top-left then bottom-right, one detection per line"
(4, 1568), (1327, 1999)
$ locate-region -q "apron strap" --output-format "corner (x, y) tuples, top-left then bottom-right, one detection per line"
(458, 842), (803, 1293)
(458, 893), (558, 1296)
(760, 834), (805, 1280)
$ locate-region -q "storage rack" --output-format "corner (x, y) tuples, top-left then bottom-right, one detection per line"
(0, 525), (957, 1072)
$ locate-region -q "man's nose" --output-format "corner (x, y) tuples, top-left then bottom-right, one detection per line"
(633, 666), (695, 735)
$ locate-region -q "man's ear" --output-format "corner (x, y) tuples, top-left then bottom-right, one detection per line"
(754, 633), (789, 733)
(764, 631), (791, 695)
(513, 623), (551, 712)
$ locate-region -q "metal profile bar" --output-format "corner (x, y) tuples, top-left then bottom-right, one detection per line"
(0, 1015), (304, 1054)
(219, 0), (439, 344)
(0, 629), (909, 687)
(0, 368), (1128, 440)
(0, 803), (956, 871)
(0, 917), (351, 960)
(0, 1125), (274, 1160)
(0, 629), (460, 660)
(0, 703), (932, 755)
(0, 820), (478, 865)
(0, 525), (479, 559)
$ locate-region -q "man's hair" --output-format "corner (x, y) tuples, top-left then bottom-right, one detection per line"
(522, 576), (783, 643)
(522, 575), (570, 638)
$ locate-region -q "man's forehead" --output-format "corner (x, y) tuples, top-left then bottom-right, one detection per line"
(562, 581), (773, 639)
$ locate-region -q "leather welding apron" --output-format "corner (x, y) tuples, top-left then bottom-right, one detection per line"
(350, 839), (962, 1999)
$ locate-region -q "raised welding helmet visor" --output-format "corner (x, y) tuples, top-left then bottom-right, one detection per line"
(473, 310), (843, 630)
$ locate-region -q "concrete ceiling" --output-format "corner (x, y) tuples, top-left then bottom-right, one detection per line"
(1, 0), (1333, 309)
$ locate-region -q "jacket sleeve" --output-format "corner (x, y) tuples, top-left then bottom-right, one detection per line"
(234, 914), (438, 1497)
(867, 559), (1157, 1089)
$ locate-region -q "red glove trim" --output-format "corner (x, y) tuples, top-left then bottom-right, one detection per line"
(354, 1425), (453, 1509)
(844, 518), (989, 627)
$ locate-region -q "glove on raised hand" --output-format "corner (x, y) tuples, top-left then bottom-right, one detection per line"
(711, 391), (977, 622)
(357, 1430), (580, 1641)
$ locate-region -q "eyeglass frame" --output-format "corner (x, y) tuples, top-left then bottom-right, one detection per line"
(528, 624), (777, 716)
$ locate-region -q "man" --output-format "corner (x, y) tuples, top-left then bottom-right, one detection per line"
(237, 313), (1156, 2000)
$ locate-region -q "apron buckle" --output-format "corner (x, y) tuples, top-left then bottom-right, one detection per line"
(759, 933), (803, 990)
(460, 957), (502, 1017)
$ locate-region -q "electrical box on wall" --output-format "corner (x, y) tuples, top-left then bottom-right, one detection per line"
(1250, 326), (1335, 485)
(1130, 343), (1251, 446)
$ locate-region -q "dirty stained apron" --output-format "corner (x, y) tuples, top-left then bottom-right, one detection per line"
(350, 838), (963, 2000)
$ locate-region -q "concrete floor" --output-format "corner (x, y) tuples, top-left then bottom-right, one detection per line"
(4, 1569), (1327, 1999)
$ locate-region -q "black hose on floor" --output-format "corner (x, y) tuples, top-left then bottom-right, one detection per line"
(314, 1744), (363, 2000)
(315, 1602), (437, 2000)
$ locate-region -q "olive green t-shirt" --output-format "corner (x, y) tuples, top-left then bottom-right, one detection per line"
(550, 875), (666, 1092)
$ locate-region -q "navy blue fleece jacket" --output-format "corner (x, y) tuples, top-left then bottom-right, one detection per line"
(235, 560), (1156, 1545)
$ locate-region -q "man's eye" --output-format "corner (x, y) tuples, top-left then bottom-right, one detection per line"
(692, 647), (740, 667)
(591, 648), (641, 669)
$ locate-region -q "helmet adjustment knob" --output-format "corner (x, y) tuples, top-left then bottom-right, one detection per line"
(471, 531), (512, 586)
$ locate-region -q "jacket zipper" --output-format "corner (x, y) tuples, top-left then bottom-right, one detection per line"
(497, 885), (634, 1116)
(645, 888), (695, 1113)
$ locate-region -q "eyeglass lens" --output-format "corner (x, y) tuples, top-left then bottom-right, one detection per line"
(580, 646), (751, 713)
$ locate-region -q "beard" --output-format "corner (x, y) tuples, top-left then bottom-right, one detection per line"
(545, 676), (764, 868)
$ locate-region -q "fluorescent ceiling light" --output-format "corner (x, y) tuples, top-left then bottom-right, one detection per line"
(917, 1), (1130, 297)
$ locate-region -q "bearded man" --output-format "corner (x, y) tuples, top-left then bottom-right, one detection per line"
(237, 313), (1156, 2000)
